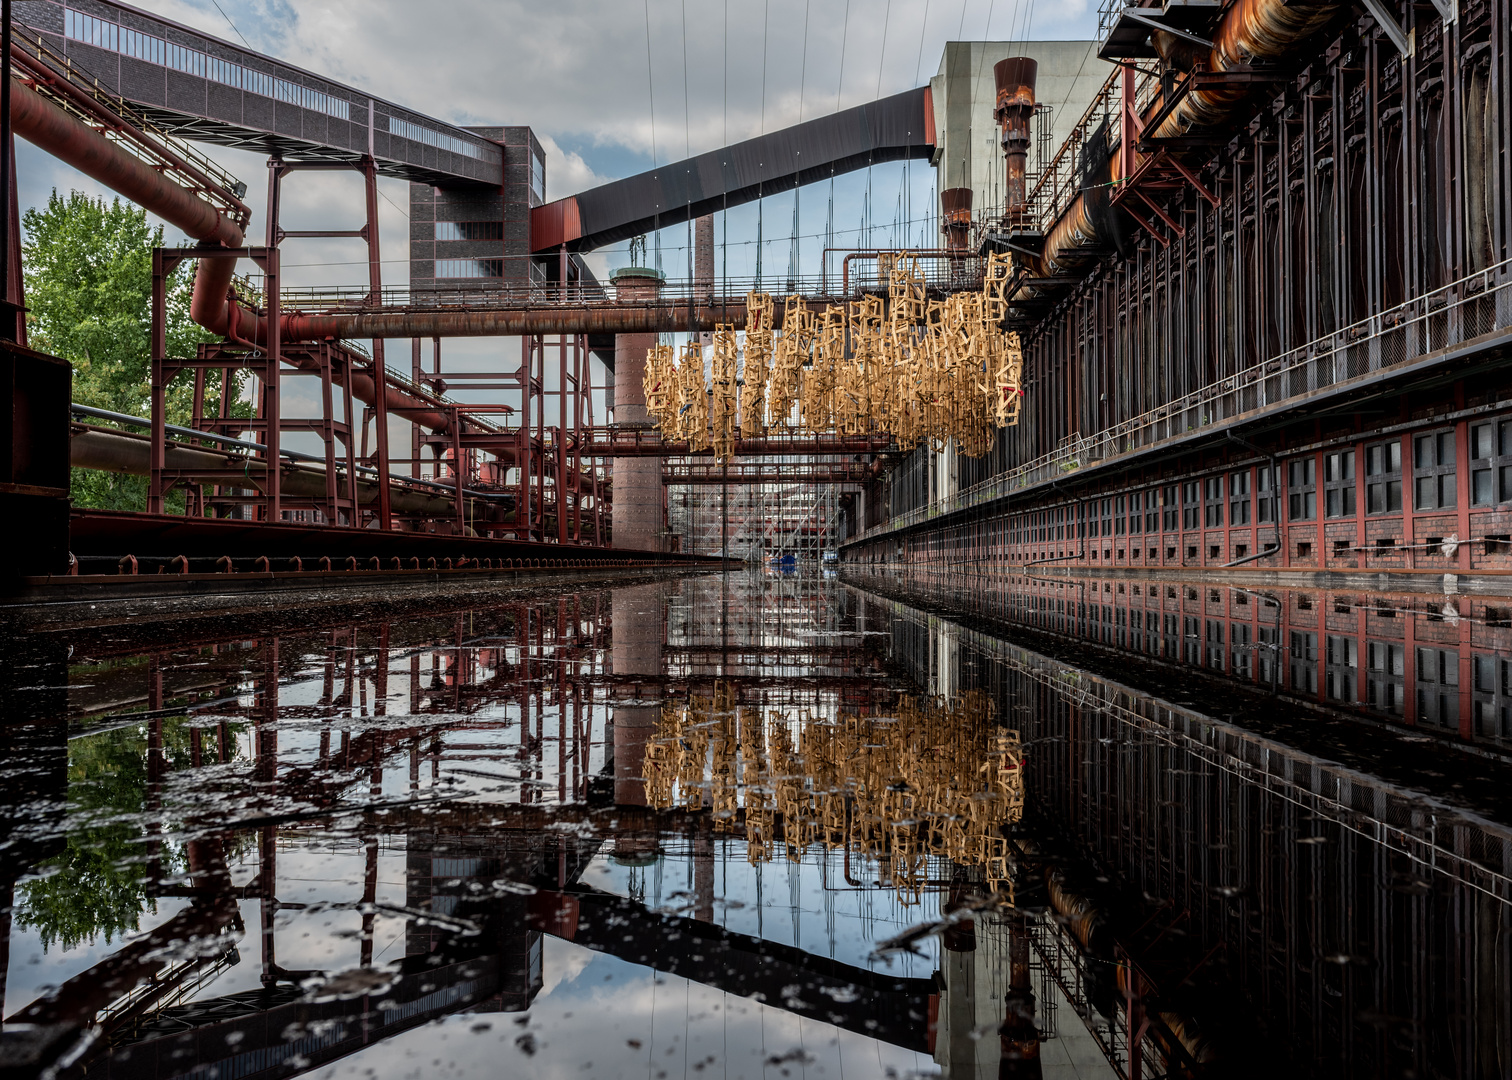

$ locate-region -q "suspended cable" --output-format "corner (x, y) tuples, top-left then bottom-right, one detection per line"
(868, 0), (893, 250)
(790, 0), (811, 286)
(682, 0), (692, 311)
(913, 0), (932, 86)
(757, 0), (770, 287)
(644, 0), (658, 166)
(722, 0), (728, 304)
(644, 0), (662, 275)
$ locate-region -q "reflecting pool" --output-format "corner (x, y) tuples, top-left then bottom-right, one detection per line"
(1, 570), (1507, 1078)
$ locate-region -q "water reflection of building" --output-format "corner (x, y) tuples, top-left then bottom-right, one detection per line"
(0, 577), (928, 1080)
(863, 569), (1512, 744)
(860, 581), (1512, 1079)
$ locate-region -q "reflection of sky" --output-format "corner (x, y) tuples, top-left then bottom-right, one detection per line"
(309, 936), (937, 1080)
(3, 842), (412, 1017)
(3, 899), (190, 1018)
(581, 841), (942, 981)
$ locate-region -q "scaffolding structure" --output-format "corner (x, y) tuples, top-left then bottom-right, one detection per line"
(667, 476), (843, 560)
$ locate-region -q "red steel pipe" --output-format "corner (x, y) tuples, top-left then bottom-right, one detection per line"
(8, 76), (244, 254)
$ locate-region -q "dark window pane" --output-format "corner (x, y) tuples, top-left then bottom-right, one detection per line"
(1474, 469), (1494, 506)
(1473, 424), (1494, 460)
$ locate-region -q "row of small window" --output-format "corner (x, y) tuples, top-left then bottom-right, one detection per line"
(434, 259), (503, 279)
(65, 9), (352, 121)
(434, 221), (504, 241)
(388, 116), (489, 161)
(1066, 421), (1512, 537)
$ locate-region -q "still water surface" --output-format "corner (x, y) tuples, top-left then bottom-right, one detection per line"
(1, 570), (1508, 1078)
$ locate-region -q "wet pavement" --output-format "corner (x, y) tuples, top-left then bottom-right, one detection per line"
(1, 569), (1508, 1078)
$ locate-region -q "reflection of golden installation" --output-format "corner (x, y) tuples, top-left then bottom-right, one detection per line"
(643, 254), (1024, 462)
(644, 687), (1025, 901)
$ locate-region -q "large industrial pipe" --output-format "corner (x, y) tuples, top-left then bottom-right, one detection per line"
(3, 75), (246, 349)
(7, 77), (243, 253)
(9, 73), (756, 351)
(994, 58), (1037, 225)
(277, 302), (753, 343)
(69, 426), (482, 517)
(1035, 0), (1337, 276)
(1150, 0), (1339, 140)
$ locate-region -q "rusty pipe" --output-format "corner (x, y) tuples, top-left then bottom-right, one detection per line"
(9, 73), (476, 439)
(14, 71), (667, 503)
(1150, 0), (1338, 140)
(1035, 0), (1335, 277)
(838, 250), (961, 294)
(8, 76), (243, 251)
(278, 303), (755, 342)
(1037, 193), (1102, 277)
(6, 74), (245, 343)
(70, 426), (484, 517)
(940, 188), (973, 253)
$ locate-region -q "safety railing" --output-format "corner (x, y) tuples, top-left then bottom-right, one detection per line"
(849, 259), (1512, 544)
(248, 261), (989, 314)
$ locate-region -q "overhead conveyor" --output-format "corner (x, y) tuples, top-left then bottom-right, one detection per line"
(530, 86), (936, 253)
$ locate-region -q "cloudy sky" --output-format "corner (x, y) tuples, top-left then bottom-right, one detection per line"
(20, 0), (1100, 281)
(17, 0), (1099, 452)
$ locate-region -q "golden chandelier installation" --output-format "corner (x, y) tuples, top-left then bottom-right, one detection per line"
(642, 686), (1025, 902)
(643, 253), (1024, 463)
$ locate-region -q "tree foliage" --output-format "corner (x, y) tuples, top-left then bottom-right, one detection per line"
(22, 190), (225, 510)
(14, 721), (183, 952)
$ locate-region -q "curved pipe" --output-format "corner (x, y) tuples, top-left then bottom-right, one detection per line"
(6, 75), (245, 345)
(8, 76), (243, 250)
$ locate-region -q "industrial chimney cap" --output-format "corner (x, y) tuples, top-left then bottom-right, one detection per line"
(993, 57), (1038, 114)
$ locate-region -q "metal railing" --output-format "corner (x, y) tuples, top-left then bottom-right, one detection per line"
(850, 259), (1512, 544)
(242, 262), (989, 314)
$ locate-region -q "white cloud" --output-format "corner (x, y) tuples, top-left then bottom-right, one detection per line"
(535, 133), (609, 202)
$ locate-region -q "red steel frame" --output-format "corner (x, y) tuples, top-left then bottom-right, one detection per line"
(149, 155), (608, 544)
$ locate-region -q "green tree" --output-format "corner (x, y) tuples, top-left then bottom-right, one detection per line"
(15, 713), (250, 952)
(23, 190), (225, 511)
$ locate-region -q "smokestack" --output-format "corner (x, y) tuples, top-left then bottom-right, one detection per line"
(993, 57), (1037, 227)
(940, 187), (973, 254)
